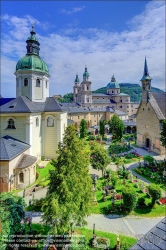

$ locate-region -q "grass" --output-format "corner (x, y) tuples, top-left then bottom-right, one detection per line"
(90, 177), (166, 217)
(74, 227), (137, 249)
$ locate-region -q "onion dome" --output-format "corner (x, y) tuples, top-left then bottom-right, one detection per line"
(15, 26), (49, 75)
(83, 66), (90, 77)
(107, 75), (120, 89)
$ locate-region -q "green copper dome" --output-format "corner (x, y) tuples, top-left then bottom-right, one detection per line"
(15, 26), (49, 75)
(75, 74), (80, 82)
(16, 55), (49, 74)
(107, 75), (120, 89)
(83, 66), (90, 77)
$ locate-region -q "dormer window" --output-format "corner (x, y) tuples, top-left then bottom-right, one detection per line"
(36, 79), (40, 87)
(24, 78), (28, 86)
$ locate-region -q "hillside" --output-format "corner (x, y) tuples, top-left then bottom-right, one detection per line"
(58, 83), (163, 103)
(93, 83), (163, 102)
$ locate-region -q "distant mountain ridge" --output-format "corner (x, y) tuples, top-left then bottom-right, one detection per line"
(92, 83), (163, 102)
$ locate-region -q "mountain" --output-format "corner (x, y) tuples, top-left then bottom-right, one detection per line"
(92, 83), (163, 102)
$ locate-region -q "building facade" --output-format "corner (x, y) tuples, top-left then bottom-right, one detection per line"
(73, 68), (139, 116)
(0, 26), (67, 192)
(136, 58), (166, 155)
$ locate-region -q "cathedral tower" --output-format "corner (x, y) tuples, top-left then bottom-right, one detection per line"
(140, 57), (152, 103)
(80, 66), (92, 107)
(15, 26), (50, 102)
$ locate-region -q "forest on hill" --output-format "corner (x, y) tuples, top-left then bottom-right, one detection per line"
(58, 83), (163, 103)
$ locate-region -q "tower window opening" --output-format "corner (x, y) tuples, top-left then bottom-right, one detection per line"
(19, 173), (24, 183)
(36, 79), (40, 87)
(24, 78), (28, 86)
(46, 81), (48, 88)
(112, 91), (113, 93)
(36, 117), (39, 127)
(7, 118), (16, 129)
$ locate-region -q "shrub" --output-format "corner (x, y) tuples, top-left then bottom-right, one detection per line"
(88, 135), (95, 140)
(138, 197), (146, 207)
(122, 186), (137, 211)
(143, 155), (154, 165)
(111, 172), (118, 188)
(41, 156), (45, 161)
(148, 184), (162, 205)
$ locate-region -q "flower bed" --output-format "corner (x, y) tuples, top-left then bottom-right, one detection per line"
(38, 165), (45, 169)
(96, 237), (110, 249)
(158, 197), (166, 205)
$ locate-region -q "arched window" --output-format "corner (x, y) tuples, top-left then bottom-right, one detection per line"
(19, 173), (24, 183)
(7, 118), (16, 129)
(87, 86), (89, 90)
(36, 117), (39, 127)
(24, 78), (28, 86)
(36, 79), (40, 87)
(47, 117), (54, 127)
(112, 91), (114, 93)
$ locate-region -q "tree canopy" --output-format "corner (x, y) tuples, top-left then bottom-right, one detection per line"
(90, 142), (110, 176)
(42, 124), (93, 234)
(0, 192), (26, 249)
(160, 119), (166, 148)
(108, 114), (124, 140)
(79, 119), (88, 139)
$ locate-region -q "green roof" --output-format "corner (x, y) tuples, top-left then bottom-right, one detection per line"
(140, 75), (152, 81)
(106, 82), (120, 89)
(16, 54), (49, 75)
(83, 71), (90, 77)
(117, 93), (129, 96)
(27, 34), (38, 42)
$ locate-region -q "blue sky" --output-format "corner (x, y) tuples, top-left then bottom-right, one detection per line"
(1, 1), (165, 97)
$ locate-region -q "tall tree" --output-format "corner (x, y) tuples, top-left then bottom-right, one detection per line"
(160, 119), (166, 149)
(0, 193), (26, 249)
(108, 114), (124, 140)
(99, 120), (106, 139)
(42, 124), (93, 235)
(79, 119), (88, 139)
(90, 142), (110, 176)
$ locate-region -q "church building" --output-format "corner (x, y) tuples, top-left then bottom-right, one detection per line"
(136, 58), (166, 155)
(0, 26), (67, 192)
(73, 67), (139, 116)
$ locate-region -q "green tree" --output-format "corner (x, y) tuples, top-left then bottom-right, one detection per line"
(111, 172), (118, 188)
(160, 119), (166, 149)
(148, 184), (162, 206)
(99, 120), (106, 139)
(42, 124), (93, 235)
(79, 119), (88, 139)
(108, 114), (124, 140)
(143, 155), (154, 165)
(0, 193), (26, 249)
(90, 142), (110, 176)
(122, 186), (137, 211)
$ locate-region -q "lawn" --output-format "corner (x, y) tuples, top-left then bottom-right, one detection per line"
(90, 176), (166, 217)
(73, 227), (137, 250)
(133, 168), (166, 192)
(35, 162), (55, 187)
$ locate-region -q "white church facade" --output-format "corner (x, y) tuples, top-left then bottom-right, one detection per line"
(0, 26), (67, 192)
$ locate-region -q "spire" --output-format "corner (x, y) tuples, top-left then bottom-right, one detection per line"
(111, 74), (116, 82)
(26, 25), (40, 55)
(140, 57), (152, 81)
(144, 57), (149, 76)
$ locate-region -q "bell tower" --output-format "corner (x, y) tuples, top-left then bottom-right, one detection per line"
(81, 66), (92, 107)
(15, 26), (50, 102)
(140, 57), (152, 103)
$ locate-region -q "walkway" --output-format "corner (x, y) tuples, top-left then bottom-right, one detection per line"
(25, 211), (165, 239)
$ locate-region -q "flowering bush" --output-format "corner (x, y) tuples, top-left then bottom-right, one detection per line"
(38, 165), (45, 169)
(116, 194), (122, 199)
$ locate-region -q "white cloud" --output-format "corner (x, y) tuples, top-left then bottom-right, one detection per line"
(60, 6), (85, 15)
(1, 1), (165, 98)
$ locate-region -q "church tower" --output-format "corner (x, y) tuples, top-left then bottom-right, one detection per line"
(80, 66), (92, 107)
(140, 57), (152, 103)
(73, 74), (80, 103)
(15, 26), (50, 102)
